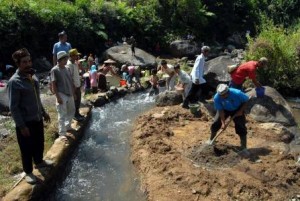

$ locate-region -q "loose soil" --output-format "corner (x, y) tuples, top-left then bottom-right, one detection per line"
(131, 105), (300, 201)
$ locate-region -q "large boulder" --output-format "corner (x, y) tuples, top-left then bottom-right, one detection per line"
(169, 40), (200, 58)
(246, 86), (296, 126)
(155, 91), (183, 107)
(33, 57), (52, 73)
(203, 55), (238, 89)
(103, 45), (157, 68)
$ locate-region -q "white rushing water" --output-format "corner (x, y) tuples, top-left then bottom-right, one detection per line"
(50, 93), (155, 201)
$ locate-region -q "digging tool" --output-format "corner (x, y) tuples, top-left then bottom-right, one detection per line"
(209, 116), (234, 145)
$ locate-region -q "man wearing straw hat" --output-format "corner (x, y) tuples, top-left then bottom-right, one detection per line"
(209, 84), (249, 151)
(97, 59), (119, 91)
(67, 48), (84, 122)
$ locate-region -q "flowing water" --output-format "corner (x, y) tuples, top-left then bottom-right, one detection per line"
(49, 93), (155, 201)
(46, 95), (300, 201)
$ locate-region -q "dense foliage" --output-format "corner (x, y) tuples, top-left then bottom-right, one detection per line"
(246, 19), (300, 96)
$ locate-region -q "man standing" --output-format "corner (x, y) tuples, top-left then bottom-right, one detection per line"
(209, 84), (249, 150)
(130, 36), (136, 56)
(230, 57), (268, 90)
(52, 31), (72, 66)
(183, 46), (210, 108)
(66, 48), (84, 122)
(8, 48), (52, 184)
(50, 51), (75, 140)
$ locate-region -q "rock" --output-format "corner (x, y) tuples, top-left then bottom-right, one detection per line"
(103, 45), (157, 68)
(0, 128), (9, 139)
(204, 55), (239, 89)
(246, 86), (296, 126)
(155, 91), (183, 106)
(169, 40), (200, 58)
(32, 57), (52, 73)
(117, 87), (127, 96)
(93, 96), (107, 107)
(258, 122), (295, 143)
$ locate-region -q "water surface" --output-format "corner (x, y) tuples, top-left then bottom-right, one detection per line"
(50, 93), (155, 201)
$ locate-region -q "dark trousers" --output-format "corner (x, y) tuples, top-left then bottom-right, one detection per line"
(183, 83), (205, 106)
(210, 109), (247, 140)
(16, 120), (44, 174)
(74, 87), (81, 116)
(98, 73), (107, 92)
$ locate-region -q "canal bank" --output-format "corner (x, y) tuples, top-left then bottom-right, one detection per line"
(48, 93), (155, 201)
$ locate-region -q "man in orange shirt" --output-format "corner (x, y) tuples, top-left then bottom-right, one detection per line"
(230, 57), (268, 90)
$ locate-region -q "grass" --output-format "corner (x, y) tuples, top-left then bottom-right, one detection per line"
(0, 105), (58, 197)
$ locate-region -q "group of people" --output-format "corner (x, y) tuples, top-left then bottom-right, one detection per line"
(7, 29), (268, 184)
(7, 30), (144, 184)
(149, 45), (268, 153)
(7, 31), (99, 184)
(149, 46), (211, 103)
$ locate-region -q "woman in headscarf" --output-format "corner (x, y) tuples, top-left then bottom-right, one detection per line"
(89, 65), (98, 93)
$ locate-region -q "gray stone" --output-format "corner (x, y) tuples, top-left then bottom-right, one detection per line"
(103, 45), (157, 68)
(246, 86), (296, 126)
(204, 55), (240, 89)
(169, 40), (200, 58)
(155, 91), (183, 106)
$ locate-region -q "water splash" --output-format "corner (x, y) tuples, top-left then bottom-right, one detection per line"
(50, 93), (155, 201)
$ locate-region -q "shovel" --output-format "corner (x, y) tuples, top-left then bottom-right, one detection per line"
(209, 116), (234, 145)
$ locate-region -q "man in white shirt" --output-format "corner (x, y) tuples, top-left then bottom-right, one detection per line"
(183, 46), (210, 109)
(67, 48), (84, 121)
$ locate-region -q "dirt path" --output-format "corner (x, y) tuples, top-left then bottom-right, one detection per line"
(131, 105), (300, 201)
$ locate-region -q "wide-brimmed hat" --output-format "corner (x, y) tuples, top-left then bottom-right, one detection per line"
(217, 84), (229, 95)
(57, 51), (69, 60)
(104, 59), (116, 64)
(69, 48), (81, 56)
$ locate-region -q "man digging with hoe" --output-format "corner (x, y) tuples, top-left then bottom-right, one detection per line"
(208, 84), (249, 152)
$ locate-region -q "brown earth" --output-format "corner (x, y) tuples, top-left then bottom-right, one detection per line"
(131, 105), (300, 201)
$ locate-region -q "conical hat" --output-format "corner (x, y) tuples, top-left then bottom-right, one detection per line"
(104, 59), (116, 64)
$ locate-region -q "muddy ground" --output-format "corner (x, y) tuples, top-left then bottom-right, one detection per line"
(131, 105), (300, 201)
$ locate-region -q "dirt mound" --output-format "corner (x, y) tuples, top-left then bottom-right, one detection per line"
(131, 105), (300, 201)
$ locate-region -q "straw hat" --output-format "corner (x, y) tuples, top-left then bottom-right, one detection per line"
(69, 48), (81, 56)
(104, 59), (116, 64)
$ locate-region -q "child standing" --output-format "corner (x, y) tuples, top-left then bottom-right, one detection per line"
(149, 69), (159, 96)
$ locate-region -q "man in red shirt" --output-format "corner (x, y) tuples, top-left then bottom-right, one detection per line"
(230, 57), (268, 90)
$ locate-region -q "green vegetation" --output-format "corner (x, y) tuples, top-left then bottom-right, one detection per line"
(0, 105), (57, 197)
(246, 18), (300, 96)
(0, 0), (300, 195)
